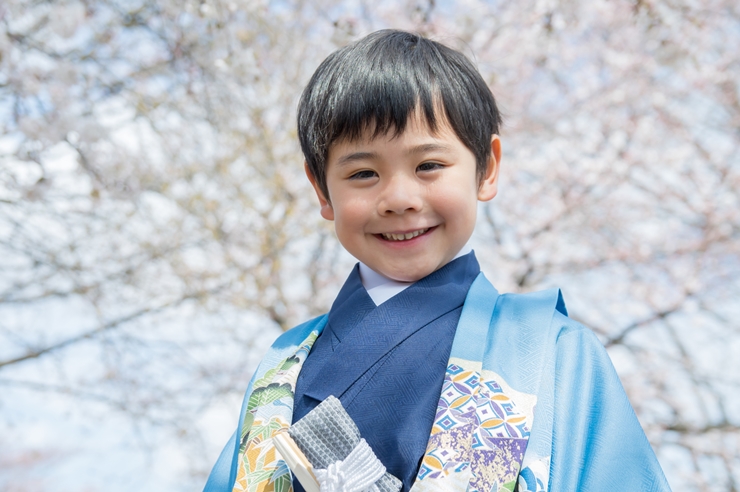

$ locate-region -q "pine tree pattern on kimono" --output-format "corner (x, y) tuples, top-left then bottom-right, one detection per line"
(232, 331), (319, 492)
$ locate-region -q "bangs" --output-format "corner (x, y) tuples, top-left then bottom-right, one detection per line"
(318, 45), (442, 143)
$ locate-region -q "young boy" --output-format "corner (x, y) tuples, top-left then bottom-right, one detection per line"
(204, 30), (671, 492)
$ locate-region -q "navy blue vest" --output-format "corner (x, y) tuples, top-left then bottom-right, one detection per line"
(292, 252), (480, 492)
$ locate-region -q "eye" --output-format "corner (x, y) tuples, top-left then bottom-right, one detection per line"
(417, 162), (444, 172)
(349, 170), (377, 180)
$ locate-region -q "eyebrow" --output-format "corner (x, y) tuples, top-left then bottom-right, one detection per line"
(335, 143), (453, 167)
(335, 151), (380, 167)
(406, 143), (453, 155)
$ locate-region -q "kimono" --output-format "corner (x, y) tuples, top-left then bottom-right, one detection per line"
(204, 253), (671, 492)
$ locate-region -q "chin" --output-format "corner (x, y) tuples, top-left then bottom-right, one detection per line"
(390, 273), (426, 283)
(380, 264), (437, 283)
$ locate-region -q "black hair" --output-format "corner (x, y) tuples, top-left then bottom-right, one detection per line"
(297, 29), (502, 199)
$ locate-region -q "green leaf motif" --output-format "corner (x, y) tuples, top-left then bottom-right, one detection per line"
(272, 472), (292, 492)
(250, 418), (285, 443)
(239, 412), (255, 452)
(279, 355), (300, 372)
(248, 383), (293, 411)
(245, 469), (275, 492)
(251, 367), (280, 395)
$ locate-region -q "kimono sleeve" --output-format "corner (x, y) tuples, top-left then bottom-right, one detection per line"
(203, 431), (237, 492)
(547, 315), (671, 491)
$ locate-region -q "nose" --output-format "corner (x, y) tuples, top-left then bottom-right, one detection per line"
(377, 175), (423, 215)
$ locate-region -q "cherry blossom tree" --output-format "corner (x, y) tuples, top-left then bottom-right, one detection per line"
(0, 0), (737, 490)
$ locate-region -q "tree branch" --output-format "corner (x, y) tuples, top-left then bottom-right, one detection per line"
(0, 287), (221, 369)
(604, 301), (686, 348)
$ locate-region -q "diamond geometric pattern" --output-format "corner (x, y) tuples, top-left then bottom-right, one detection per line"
(414, 360), (534, 492)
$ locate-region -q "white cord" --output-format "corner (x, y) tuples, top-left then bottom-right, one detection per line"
(313, 438), (385, 492)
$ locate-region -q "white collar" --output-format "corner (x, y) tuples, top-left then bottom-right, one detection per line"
(358, 244), (473, 306)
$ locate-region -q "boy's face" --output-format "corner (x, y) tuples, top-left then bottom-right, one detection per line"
(307, 115), (500, 282)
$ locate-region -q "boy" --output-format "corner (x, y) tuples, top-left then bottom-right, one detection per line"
(205, 30), (671, 492)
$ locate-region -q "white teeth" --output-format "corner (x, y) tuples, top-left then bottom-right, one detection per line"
(381, 228), (429, 241)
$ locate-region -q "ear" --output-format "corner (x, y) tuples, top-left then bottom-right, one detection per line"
(477, 134), (501, 202)
(304, 163), (334, 221)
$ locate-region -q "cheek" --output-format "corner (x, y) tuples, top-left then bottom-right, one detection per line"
(434, 188), (476, 219)
(333, 198), (368, 231)
(440, 200), (478, 239)
(332, 204), (372, 255)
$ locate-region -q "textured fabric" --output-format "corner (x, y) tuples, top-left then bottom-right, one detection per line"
(313, 439), (385, 492)
(204, 260), (671, 492)
(293, 253), (481, 492)
(546, 315), (668, 490)
(290, 395), (361, 468)
(289, 396), (401, 492)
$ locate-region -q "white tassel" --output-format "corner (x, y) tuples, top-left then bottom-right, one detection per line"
(313, 438), (385, 492)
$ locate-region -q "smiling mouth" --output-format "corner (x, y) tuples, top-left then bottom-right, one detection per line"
(380, 228), (431, 241)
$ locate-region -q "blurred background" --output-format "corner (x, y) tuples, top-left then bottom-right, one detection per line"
(1, 0), (738, 490)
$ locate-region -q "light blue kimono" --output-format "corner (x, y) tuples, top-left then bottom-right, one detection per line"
(204, 272), (671, 492)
